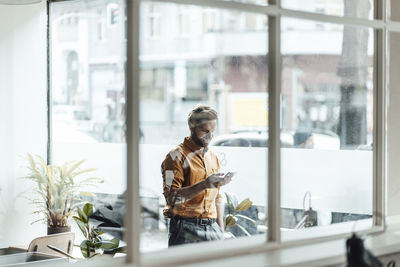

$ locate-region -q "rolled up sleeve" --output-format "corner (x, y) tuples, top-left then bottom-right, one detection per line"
(162, 150), (185, 204)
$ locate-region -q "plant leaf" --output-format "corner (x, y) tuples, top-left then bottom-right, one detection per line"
(93, 242), (103, 249)
(77, 208), (88, 223)
(99, 238), (119, 250)
(72, 215), (83, 223)
(235, 223), (251, 237)
(46, 165), (54, 180)
(80, 240), (92, 258)
(73, 217), (88, 238)
(234, 198), (252, 213)
(224, 192), (232, 215)
(103, 246), (126, 254)
(37, 155), (47, 169)
(65, 160), (85, 178)
(83, 203), (93, 217)
(225, 215), (237, 229)
(94, 230), (104, 236)
(235, 214), (257, 225)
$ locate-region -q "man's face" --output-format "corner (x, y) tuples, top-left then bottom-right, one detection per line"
(190, 120), (217, 148)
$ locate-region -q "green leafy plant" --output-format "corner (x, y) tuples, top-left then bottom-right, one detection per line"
(73, 203), (125, 258)
(24, 154), (103, 228)
(224, 192), (256, 237)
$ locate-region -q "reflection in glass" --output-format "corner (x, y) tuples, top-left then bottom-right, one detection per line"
(51, 0), (127, 254)
(281, 17), (373, 238)
(282, 0), (373, 20)
(139, 3), (268, 252)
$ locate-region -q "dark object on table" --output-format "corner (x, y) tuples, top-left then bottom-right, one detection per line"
(90, 202), (124, 240)
(346, 233), (382, 267)
(90, 204), (123, 228)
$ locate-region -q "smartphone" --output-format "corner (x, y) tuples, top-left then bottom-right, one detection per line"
(211, 172), (235, 183)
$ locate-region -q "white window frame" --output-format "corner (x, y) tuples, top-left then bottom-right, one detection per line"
(47, 0), (390, 265)
(124, 0), (387, 265)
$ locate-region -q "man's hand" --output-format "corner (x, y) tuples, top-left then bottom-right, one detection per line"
(204, 173), (232, 189)
(220, 172), (234, 186)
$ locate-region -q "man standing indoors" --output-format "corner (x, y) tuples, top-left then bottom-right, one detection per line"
(161, 105), (232, 246)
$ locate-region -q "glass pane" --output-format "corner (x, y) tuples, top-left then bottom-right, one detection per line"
(139, 2), (268, 252)
(281, 17), (373, 239)
(51, 0), (127, 258)
(282, 0), (373, 20)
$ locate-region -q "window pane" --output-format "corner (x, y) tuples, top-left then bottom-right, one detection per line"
(139, 2), (268, 252)
(281, 0), (373, 20)
(51, 0), (127, 257)
(281, 17), (373, 239)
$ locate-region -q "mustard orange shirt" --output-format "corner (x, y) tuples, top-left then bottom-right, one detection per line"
(162, 136), (222, 219)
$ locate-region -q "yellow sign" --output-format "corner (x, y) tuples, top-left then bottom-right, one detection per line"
(232, 97), (268, 127)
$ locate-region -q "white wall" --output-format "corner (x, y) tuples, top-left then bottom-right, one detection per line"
(0, 2), (47, 246)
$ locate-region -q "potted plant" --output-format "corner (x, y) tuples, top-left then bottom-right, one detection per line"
(73, 203), (125, 258)
(24, 154), (103, 235)
(224, 192), (256, 238)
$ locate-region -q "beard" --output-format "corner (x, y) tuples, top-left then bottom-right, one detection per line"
(191, 133), (209, 148)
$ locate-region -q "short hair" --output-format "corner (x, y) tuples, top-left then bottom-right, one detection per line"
(187, 105), (218, 128)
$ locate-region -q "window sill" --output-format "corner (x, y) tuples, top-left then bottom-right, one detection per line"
(139, 218), (378, 266)
(141, 217), (400, 267)
(57, 216), (400, 267)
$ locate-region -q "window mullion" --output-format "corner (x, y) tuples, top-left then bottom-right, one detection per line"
(371, 0), (386, 228)
(373, 27), (386, 227)
(267, 0), (281, 243)
(126, 0), (141, 264)
(374, 0), (385, 21)
(143, 0), (279, 16)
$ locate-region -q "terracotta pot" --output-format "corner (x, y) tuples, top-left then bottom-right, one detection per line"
(47, 226), (71, 235)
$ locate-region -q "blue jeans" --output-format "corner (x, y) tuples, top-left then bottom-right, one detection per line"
(168, 216), (224, 246)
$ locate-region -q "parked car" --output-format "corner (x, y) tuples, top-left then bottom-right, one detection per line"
(210, 130), (293, 148)
(210, 129), (340, 149)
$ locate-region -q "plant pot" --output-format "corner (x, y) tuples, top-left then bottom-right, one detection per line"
(47, 226), (71, 235)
